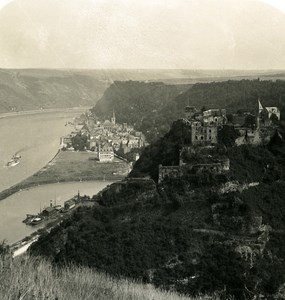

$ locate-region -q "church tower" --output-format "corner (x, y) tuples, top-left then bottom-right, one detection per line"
(111, 110), (116, 125)
(256, 98), (263, 129)
(258, 98), (263, 114)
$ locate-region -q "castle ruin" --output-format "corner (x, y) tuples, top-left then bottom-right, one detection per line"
(158, 99), (280, 183)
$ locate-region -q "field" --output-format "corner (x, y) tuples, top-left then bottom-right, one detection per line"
(37, 151), (130, 182)
(0, 255), (222, 300)
(0, 151), (130, 200)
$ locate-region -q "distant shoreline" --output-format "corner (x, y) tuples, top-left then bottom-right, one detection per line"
(0, 176), (120, 202)
(0, 107), (91, 119)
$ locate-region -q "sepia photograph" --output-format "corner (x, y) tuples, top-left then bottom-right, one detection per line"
(0, 0), (285, 299)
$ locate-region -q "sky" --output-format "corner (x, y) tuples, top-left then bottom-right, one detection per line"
(260, 0), (285, 13)
(0, 0), (284, 13)
(0, 0), (285, 69)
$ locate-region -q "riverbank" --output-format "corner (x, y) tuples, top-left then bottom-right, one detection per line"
(0, 151), (130, 201)
(11, 198), (95, 252)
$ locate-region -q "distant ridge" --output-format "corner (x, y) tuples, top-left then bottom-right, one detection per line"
(0, 69), (109, 113)
(2, 68), (285, 115)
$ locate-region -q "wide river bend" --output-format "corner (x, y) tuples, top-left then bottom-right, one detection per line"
(0, 110), (112, 244)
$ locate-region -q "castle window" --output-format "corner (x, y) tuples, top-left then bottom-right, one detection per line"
(209, 136), (212, 140)
(201, 136), (204, 140)
(209, 129), (211, 133)
(195, 135), (198, 140)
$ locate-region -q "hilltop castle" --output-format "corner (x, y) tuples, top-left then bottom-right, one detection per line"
(158, 99), (280, 183)
(183, 106), (227, 145)
(183, 99), (280, 147)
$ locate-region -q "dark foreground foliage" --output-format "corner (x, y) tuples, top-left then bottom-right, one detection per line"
(31, 181), (285, 299)
(31, 118), (285, 299)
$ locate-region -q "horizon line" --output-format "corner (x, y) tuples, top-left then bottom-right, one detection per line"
(1, 68), (285, 72)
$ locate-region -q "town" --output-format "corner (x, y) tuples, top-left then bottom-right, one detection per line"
(60, 111), (148, 162)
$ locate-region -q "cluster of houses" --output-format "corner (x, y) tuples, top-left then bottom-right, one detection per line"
(40, 199), (76, 218)
(60, 111), (148, 162)
(231, 100), (280, 145)
(159, 100), (281, 183)
(24, 194), (81, 226)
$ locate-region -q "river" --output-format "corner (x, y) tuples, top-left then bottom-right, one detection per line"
(0, 109), (112, 244)
(0, 181), (112, 244)
(0, 109), (87, 192)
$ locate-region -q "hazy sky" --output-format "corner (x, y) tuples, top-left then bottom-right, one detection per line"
(0, 0), (285, 69)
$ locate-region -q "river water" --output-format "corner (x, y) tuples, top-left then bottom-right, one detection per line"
(0, 110), (112, 244)
(0, 181), (112, 244)
(0, 110), (85, 191)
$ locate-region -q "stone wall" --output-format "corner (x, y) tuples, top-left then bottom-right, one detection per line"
(158, 165), (181, 183)
(191, 122), (218, 145)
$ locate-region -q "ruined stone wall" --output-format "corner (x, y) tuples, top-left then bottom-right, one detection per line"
(235, 127), (276, 146)
(190, 163), (223, 174)
(158, 165), (181, 183)
(191, 122), (218, 145)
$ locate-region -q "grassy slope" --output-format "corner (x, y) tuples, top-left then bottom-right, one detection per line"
(0, 256), (219, 300)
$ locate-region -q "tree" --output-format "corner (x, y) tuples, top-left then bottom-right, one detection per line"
(71, 134), (88, 151)
(244, 114), (256, 128)
(270, 113), (279, 125)
(218, 126), (240, 147)
(0, 240), (11, 269)
(0, 240), (9, 257)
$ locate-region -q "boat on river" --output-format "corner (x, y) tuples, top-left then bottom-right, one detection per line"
(7, 154), (21, 167)
(30, 217), (43, 226)
(23, 214), (44, 226)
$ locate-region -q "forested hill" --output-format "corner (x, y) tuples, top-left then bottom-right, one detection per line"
(173, 79), (285, 114)
(91, 81), (190, 141)
(159, 80), (285, 138)
(31, 118), (285, 299)
(0, 69), (109, 112)
(92, 79), (285, 142)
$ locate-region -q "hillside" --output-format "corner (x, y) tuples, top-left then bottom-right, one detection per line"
(0, 254), (218, 300)
(31, 119), (285, 299)
(173, 79), (285, 114)
(0, 69), (109, 112)
(92, 80), (190, 141)
(92, 79), (285, 142)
